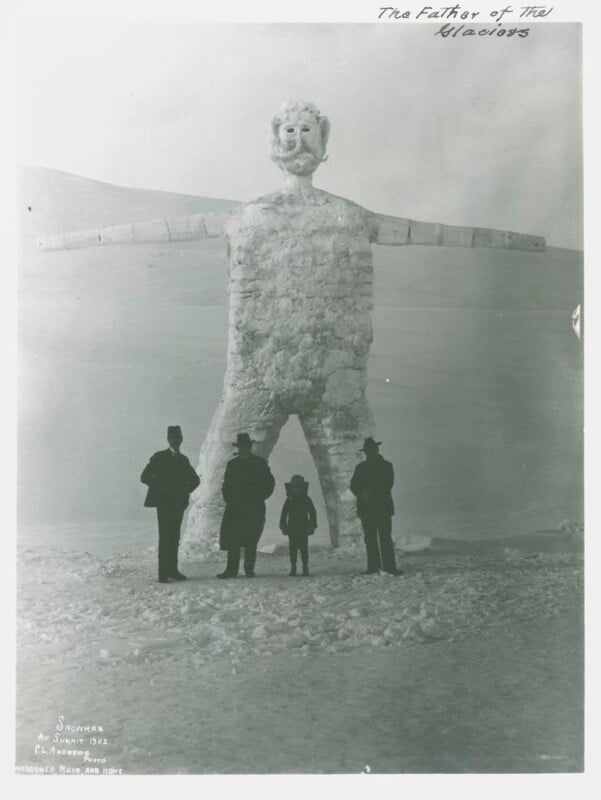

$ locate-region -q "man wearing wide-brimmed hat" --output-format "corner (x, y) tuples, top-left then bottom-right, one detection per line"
(217, 432), (275, 578)
(350, 437), (401, 575)
(141, 426), (200, 583)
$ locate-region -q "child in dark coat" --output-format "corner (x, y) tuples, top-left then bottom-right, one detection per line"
(279, 475), (317, 576)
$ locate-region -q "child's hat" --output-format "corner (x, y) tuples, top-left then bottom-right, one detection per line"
(286, 474), (308, 489)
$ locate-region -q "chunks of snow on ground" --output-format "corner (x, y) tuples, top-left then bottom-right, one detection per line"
(17, 546), (583, 672)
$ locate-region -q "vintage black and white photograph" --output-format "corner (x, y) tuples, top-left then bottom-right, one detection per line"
(13, 3), (585, 781)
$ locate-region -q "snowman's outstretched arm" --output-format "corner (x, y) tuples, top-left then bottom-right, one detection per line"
(371, 213), (545, 253)
(37, 211), (231, 251)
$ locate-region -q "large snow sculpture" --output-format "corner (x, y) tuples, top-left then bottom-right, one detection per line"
(38, 100), (546, 552)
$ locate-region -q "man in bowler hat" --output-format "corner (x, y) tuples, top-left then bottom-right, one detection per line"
(350, 437), (401, 575)
(218, 433), (275, 578)
(141, 426), (200, 583)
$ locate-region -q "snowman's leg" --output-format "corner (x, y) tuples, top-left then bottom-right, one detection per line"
(182, 380), (286, 557)
(299, 390), (375, 549)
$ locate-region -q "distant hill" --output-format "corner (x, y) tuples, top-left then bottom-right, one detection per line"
(18, 166), (584, 550)
(19, 165), (240, 250)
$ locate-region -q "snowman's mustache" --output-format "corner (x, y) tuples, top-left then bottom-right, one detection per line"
(277, 142), (327, 164)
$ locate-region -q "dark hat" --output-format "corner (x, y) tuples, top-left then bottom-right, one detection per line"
(286, 474), (308, 489)
(285, 474), (309, 495)
(360, 437), (381, 452)
(167, 425), (182, 439)
(233, 432), (256, 448)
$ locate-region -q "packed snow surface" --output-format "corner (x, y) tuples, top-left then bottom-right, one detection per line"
(16, 545), (583, 774)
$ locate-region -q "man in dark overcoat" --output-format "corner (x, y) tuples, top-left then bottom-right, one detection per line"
(141, 425), (200, 583)
(350, 437), (401, 575)
(218, 432), (275, 578)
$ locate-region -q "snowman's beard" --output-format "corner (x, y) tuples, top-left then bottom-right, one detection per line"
(270, 141), (327, 176)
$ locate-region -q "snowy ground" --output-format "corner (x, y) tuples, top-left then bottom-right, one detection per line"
(16, 543), (583, 774)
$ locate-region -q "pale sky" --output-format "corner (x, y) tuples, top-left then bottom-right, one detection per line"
(17, 22), (582, 248)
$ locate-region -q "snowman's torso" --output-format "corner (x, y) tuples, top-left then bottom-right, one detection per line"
(225, 188), (376, 408)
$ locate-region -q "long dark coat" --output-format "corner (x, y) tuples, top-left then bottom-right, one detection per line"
(219, 454), (275, 550)
(350, 454), (395, 520)
(140, 449), (200, 509)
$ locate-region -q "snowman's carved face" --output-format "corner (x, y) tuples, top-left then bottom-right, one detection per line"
(270, 107), (329, 176)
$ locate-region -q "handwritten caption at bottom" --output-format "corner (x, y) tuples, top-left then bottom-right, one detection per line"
(16, 715), (123, 776)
